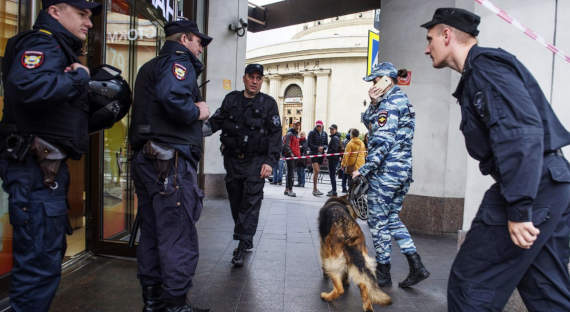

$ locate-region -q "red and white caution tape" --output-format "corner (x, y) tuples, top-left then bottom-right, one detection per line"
(474, 0), (570, 64)
(281, 150), (367, 161)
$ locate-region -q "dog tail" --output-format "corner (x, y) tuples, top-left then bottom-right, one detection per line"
(344, 245), (392, 306)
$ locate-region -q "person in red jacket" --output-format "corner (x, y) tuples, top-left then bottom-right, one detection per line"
(283, 120), (301, 197)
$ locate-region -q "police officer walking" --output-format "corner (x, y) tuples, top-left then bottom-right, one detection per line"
(422, 8), (570, 311)
(204, 64), (282, 267)
(0, 0), (103, 311)
(354, 62), (429, 289)
(130, 19), (211, 312)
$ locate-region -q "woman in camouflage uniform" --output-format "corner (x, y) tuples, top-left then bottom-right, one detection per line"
(353, 62), (429, 288)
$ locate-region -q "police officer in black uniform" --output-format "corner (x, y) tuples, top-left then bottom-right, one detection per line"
(422, 8), (570, 311)
(203, 64), (282, 267)
(0, 0), (103, 310)
(129, 19), (211, 312)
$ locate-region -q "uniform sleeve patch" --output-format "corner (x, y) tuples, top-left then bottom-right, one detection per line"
(378, 110), (388, 127)
(272, 115), (281, 127)
(21, 51), (45, 69)
(172, 63), (187, 80)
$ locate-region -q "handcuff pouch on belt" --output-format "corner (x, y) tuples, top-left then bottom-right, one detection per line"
(143, 140), (175, 183)
(29, 137), (67, 189)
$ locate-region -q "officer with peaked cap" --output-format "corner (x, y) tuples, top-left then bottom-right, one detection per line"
(422, 7), (570, 311)
(130, 18), (211, 312)
(0, 0), (102, 310)
(203, 64), (282, 267)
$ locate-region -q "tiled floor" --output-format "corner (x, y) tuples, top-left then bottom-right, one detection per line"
(50, 182), (458, 312)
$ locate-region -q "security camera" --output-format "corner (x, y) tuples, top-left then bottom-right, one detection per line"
(229, 18), (248, 37)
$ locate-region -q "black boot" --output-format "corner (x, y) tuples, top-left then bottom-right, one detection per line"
(231, 247), (245, 267)
(399, 252), (430, 288)
(164, 295), (210, 312)
(142, 285), (165, 312)
(375, 263), (392, 287)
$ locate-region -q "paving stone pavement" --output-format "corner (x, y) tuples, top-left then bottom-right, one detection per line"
(51, 181), (458, 312)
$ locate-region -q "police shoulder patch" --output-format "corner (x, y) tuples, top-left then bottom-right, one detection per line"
(172, 63), (187, 80)
(378, 110), (388, 127)
(21, 51), (45, 69)
(272, 115), (281, 127)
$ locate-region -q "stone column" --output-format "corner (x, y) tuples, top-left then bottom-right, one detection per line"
(301, 71), (315, 133)
(268, 74), (282, 119)
(314, 69), (331, 127)
(261, 77), (270, 95)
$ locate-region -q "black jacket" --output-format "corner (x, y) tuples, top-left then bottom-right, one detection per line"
(453, 45), (570, 222)
(308, 127), (328, 155)
(208, 91), (282, 169)
(1, 11), (90, 158)
(130, 41), (204, 155)
(327, 132), (342, 160)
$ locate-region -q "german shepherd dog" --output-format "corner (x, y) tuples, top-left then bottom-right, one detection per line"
(318, 197), (391, 311)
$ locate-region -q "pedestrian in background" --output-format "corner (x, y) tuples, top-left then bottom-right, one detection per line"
(341, 129), (352, 193)
(308, 120), (328, 196)
(341, 128), (366, 190)
(354, 62), (429, 289)
(283, 120), (301, 197)
(327, 124), (342, 196)
(130, 19), (212, 312)
(272, 140), (285, 185)
(204, 63), (282, 268)
(296, 131), (308, 187)
(422, 8), (570, 311)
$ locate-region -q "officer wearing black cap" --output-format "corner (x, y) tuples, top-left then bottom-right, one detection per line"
(0, 0), (100, 311)
(129, 18), (211, 312)
(422, 8), (570, 311)
(204, 63), (282, 267)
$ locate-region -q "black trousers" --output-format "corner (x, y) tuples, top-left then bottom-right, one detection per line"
(286, 159), (296, 190)
(448, 154), (570, 311)
(132, 151), (204, 301)
(328, 157), (339, 194)
(224, 156), (265, 245)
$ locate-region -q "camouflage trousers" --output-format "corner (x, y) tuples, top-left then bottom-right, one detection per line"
(367, 172), (416, 264)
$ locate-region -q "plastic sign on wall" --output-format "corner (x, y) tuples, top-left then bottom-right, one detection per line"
(367, 30), (379, 77)
(397, 71), (412, 86)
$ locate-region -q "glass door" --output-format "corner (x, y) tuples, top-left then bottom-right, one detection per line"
(89, 0), (169, 257)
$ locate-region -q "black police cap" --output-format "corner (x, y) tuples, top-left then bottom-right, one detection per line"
(245, 64), (264, 76)
(421, 7), (480, 36)
(164, 19), (213, 47)
(43, 0), (101, 14)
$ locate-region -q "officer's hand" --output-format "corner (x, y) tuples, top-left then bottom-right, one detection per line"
(260, 164), (272, 179)
(368, 86), (382, 103)
(65, 63), (90, 76)
(352, 170), (361, 179)
(508, 221), (540, 249)
(318, 146), (324, 153)
(196, 101), (210, 120)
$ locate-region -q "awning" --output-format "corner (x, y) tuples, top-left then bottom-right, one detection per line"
(248, 0), (380, 32)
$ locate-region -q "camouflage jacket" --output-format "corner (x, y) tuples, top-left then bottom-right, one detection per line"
(359, 86), (415, 178)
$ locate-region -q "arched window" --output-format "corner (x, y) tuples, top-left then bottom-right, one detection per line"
(284, 84), (302, 99)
